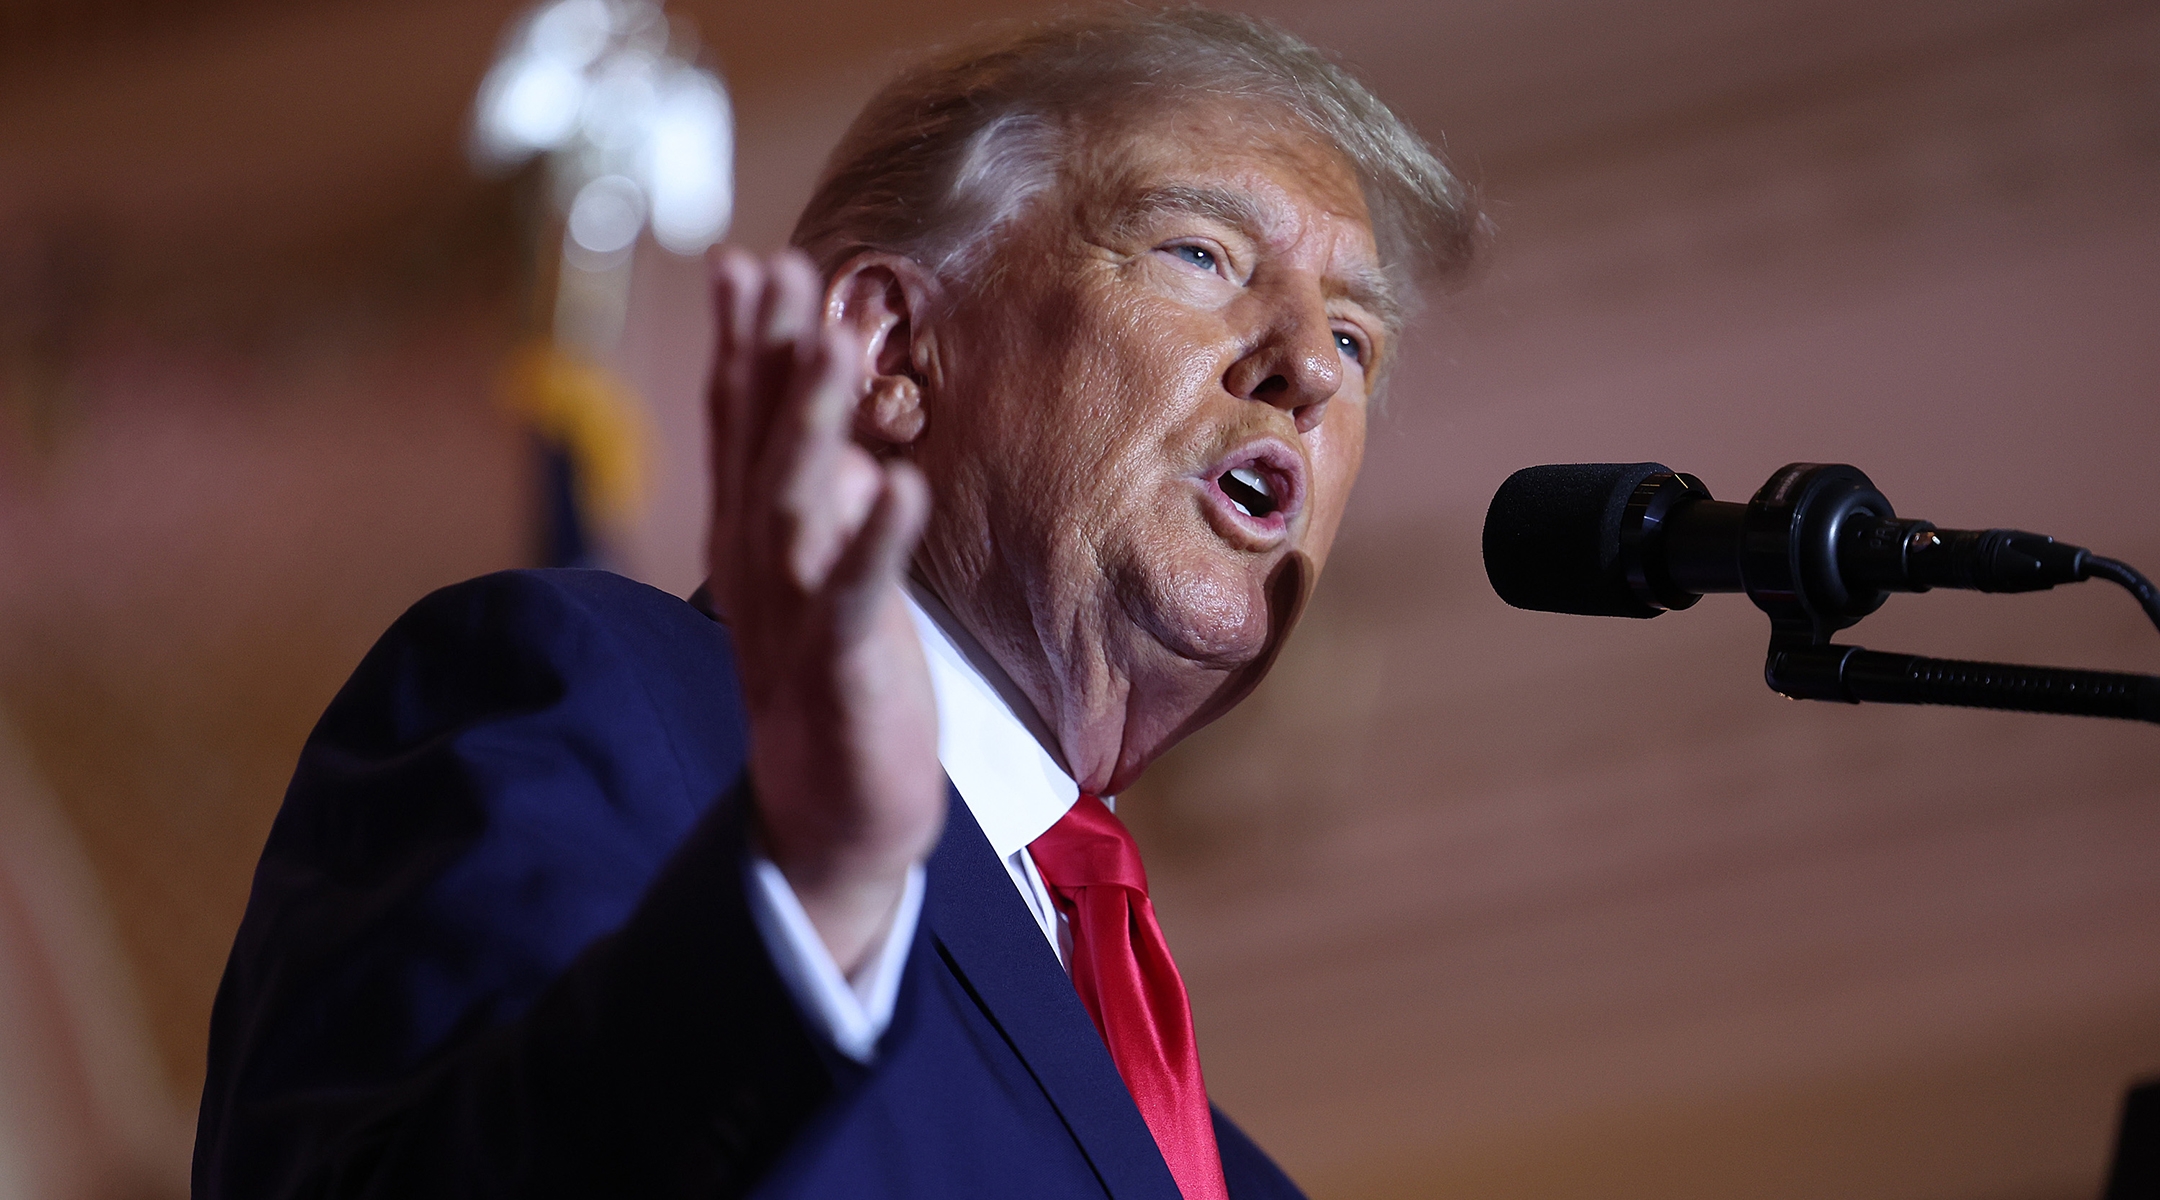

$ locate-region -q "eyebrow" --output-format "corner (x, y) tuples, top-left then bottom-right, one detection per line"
(1114, 183), (1403, 331)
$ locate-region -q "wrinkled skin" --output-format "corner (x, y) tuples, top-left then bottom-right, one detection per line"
(710, 98), (1386, 971)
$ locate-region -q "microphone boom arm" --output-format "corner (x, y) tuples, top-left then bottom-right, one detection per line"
(1767, 640), (2160, 724)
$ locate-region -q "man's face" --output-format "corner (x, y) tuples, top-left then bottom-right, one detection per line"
(911, 99), (1388, 788)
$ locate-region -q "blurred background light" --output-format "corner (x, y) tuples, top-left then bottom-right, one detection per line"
(476, 54), (586, 157)
(567, 172), (645, 258)
(472, 0), (734, 260)
(647, 72), (734, 255)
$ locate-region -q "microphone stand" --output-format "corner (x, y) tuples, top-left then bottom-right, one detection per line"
(1766, 637), (2160, 724)
(1713, 463), (2160, 726)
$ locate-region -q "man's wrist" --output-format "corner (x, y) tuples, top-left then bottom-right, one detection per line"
(754, 799), (920, 975)
(745, 853), (925, 1062)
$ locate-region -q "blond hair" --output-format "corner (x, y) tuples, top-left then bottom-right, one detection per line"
(790, 6), (1481, 326)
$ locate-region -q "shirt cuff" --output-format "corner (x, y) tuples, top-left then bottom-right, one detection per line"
(745, 853), (924, 1063)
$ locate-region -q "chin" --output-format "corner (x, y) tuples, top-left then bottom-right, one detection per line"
(1122, 552), (1276, 669)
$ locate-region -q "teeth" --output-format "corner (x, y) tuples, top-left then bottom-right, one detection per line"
(1219, 464), (1278, 519)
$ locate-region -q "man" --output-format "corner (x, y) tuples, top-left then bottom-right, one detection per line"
(194, 8), (1478, 1198)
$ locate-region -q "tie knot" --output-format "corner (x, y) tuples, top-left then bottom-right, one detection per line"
(1028, 792), (1148, 895)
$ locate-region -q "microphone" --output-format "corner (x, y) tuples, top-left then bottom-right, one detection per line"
(1482, 462), (2160, 724)
(1484, 462), (2095, 634)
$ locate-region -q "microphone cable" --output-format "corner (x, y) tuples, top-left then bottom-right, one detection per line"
(2083, 555), (2160, 636)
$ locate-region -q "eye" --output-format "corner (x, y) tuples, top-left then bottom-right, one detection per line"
(1335, 329), (1367, 365)
(1167, 243), (1219, 273)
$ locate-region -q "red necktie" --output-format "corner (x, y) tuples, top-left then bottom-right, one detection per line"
(1028, 793), (1230, 1200)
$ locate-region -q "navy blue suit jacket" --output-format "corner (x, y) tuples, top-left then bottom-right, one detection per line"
(195, 568), (1307, 1199)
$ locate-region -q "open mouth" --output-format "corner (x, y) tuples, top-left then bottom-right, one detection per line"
(1200, 441), (1303, 542)
(1218, 465), (1281, 519)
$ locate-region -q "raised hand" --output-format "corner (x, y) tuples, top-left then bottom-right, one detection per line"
(705, 248), (943, 975)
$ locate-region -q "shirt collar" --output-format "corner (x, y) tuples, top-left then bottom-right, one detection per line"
(905, 582), (1080, 859)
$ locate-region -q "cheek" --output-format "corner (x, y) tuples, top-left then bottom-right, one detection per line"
(1301, 401), (1368, 571)
(1040, 300), (1222, 514)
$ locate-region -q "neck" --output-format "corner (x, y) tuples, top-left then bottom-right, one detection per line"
(910, 560), (1257, 797)
(904, 573), (1073, 769)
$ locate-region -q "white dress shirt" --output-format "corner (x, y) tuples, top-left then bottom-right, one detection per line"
(746, 582), (1090, 1062)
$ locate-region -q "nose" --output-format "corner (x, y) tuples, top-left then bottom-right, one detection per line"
(1222, 297), (1343, 434)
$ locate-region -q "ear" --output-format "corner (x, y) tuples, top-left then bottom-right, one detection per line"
(825, 251), (939, 452)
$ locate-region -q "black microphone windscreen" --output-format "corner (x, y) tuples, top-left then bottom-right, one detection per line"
(1483, 463), (1669, 618)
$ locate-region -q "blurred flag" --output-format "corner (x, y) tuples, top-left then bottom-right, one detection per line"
(470, 0), (732, 567)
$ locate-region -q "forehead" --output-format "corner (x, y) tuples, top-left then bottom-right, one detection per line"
(1095, 100), (1366, 208)
(1071, 98), (1382, 273)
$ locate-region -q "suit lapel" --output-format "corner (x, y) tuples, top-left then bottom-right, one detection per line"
(924, 789), (1183, 1200)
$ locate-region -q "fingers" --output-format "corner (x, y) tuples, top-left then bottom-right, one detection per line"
(707, 250), (763, 578)
(709, 248), (823, 496)
(828, 460), (931, 636)
(707, 246), (910, 626)
(744, 253), (823, 476)
(709, 248), (834, 587)
(774, 324), (874, 590)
